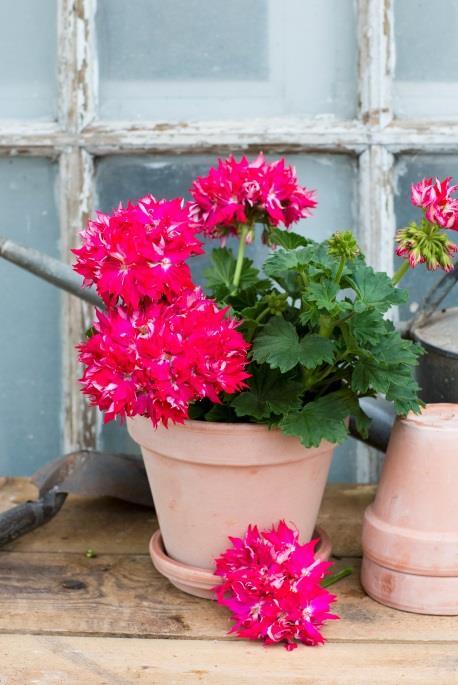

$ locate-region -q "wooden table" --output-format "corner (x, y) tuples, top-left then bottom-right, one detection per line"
(0, 478), (456, 684)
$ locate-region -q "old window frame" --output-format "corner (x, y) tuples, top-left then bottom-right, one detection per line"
(0, 0), (455, 477)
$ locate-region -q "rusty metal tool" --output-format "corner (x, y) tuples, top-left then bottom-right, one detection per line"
(0, 451), (153, 546)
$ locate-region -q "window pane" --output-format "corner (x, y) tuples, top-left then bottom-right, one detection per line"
(97, 0), (357, 120)
(95, 153), (358, 479)
(394, 0), (458, 119)
(0, 158), (61, 475)
(394, 155), (458, 322)
(0, 0), (57, 120)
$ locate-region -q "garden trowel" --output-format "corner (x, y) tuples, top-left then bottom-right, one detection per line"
(0, 450), (152, 546)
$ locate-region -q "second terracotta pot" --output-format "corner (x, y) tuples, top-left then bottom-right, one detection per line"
(361, 403), (458, 614)
(127, 417), (335, 593)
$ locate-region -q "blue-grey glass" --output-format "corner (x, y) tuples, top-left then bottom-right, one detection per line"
(96, 153), (359, 480)
(97, 0), (357, 120)
(0, 0), (57, 119)
(394, 0), (458, 118)
(0, 158), (61, 475)
(394, 155), (458, 322)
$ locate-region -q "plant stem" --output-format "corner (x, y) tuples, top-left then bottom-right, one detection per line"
(255, 307), (271, 324)
(392, 260), (410, 286)
(232, 225), (250, 293)
(321, 567), (353, 588)
(335, 255), (346, 284)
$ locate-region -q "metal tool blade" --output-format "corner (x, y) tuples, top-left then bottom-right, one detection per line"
(31, 451), (153, 508)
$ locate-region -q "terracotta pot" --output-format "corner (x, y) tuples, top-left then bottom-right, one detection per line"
(127, 417), (335, 597)
(361, 403), (458, 614)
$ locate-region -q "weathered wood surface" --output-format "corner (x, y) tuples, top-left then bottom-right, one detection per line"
(0, 635), (457, 685)
(0, 478), (456, 685)
(0, 479), (374, 557)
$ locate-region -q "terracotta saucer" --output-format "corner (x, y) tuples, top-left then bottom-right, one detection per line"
(149, 526), (332, 599)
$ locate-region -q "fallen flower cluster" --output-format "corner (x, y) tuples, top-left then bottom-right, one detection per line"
(74, 196), (249, 426)
(214, 521), (339, 650)
(190, 153), (317, 240)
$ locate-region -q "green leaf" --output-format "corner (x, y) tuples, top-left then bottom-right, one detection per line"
(349, 310), (387, 346)
(232, 366), (303, 420)
(351, 360), (391, 394)
(204, 247), (234, 292)
(386, 378), (423, 416)
(251, 317), (300, 372)
(268, 228), (309, 250)
(350, 331), (423, 414)
(203, 403), (240, 422)
(345, 262), (408, 313)
(305, 280), (340, 312)
(280, 389), (356, 447)
(263, 250), (302, 278)
(298, 335), (336, 369)
(204, 247), (261, 298)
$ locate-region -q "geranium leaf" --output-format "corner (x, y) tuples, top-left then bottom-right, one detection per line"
(298, 335), (336, 369)
(204, 247), (262, 298)
(349, 309), (387, 345)
(268, 228), (309, 250)
(251, 317), (301, 372)
(280, 390), (356, 447)
(305, 280), (340, 312)
(345, 262), (408, 313)
(232, 366), (303, 420)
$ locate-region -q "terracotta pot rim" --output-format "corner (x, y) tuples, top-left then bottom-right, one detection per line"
(149, 527), (332, 592)
(402, 403), (458, 431)
(127, 415), (336, 466)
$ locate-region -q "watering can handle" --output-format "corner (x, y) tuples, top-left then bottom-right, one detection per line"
(409, 261), (458, 330)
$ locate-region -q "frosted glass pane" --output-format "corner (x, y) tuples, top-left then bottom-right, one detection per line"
(394, 1), (458, 119)
(0, 0), (57, 119)
(96, 153), (358, 479)
(97, 0), (357, 120)
(394, 155), (458, 322)
(0, 158), (61, 476)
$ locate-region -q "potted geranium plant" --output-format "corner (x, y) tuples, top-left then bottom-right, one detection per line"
(73, 154), (425, 600)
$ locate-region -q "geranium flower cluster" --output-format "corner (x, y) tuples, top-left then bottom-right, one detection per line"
(411, 177), (458, 230)
(74, 196), (250, 426)
(73, 196), (203, 308)
(214, 521), (339, 651)
(190, 153), (316, 240)
(396, 177), (458, 272)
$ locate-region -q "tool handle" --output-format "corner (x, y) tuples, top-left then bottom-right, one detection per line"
(0, 490), (67, 546)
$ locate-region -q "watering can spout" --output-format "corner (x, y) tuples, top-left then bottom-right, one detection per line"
(0, 235), (102, 307)
(349, 397), (395, 453)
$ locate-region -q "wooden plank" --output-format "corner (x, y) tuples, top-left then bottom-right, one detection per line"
(0, 480), (374, 558)
(0, 634), (456, 685)
(0, 551), (455, 643)
(318, 484), (375, 558)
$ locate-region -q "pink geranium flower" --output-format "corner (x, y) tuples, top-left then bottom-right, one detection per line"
(78, 289), (250, 426)
(214, 521), (339, 651)
(411, 177), (458, 230)
(190, 153), (316, 240)
(73, 195), (203, 308)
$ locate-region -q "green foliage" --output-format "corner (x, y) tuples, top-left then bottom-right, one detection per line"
(267, 228), (310, 250)
(204, 247), (263, 300)
(192, 228), (424, 448)
(232, 366), (303, 420)
(252, 318), (335, 372)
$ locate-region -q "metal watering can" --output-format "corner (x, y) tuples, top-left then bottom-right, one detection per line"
(0, 235), (456, 540)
